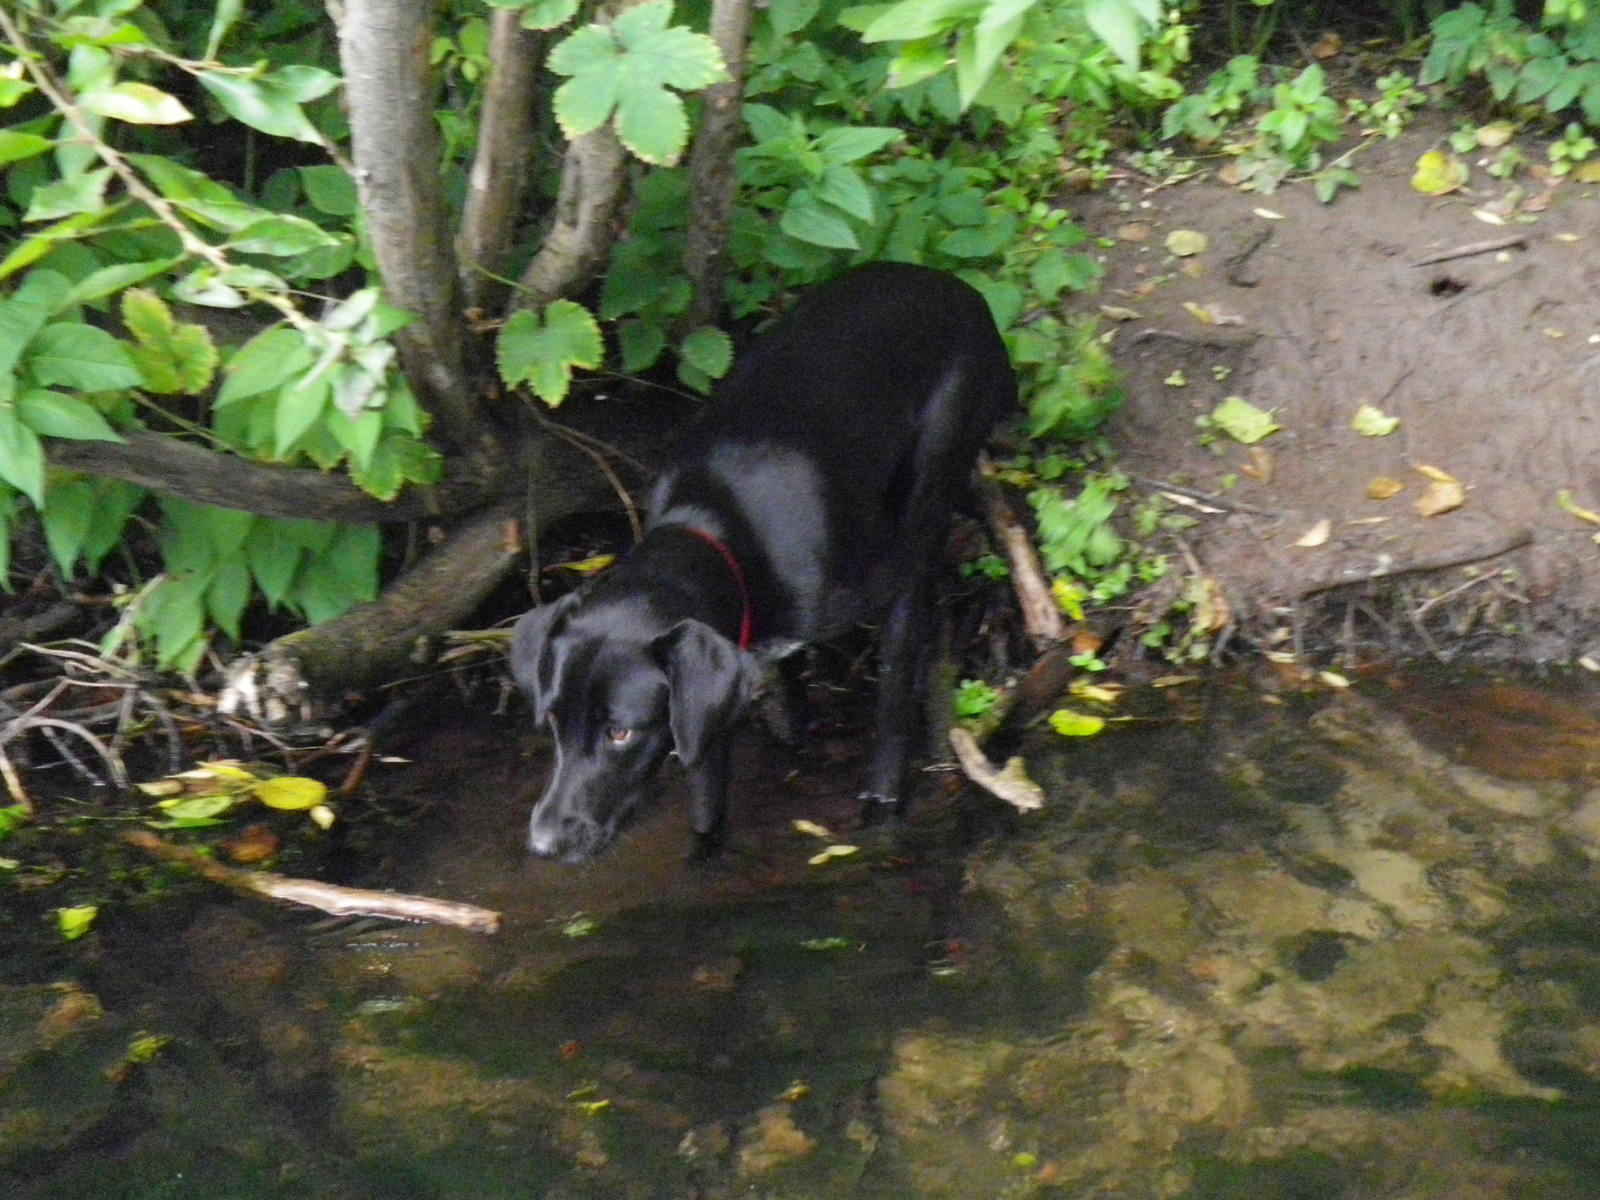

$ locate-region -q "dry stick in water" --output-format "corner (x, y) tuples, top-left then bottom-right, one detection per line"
(123, 830), (501, 934)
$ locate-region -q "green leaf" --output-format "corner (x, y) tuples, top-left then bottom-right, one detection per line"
(496, 300), (603, 407)
(79, 81), (192, 124)
(618, 319), (666, 372)
(197, 70), (319, 143)
(225, 213), (339, 256)
(24, 322), (142, 391)
(1084, 0), (1144, 66)
(678, 326), (733, 379)
(41, 477), (96, 573)
(58, 256), (182, 309)
(218, 325), (313, 406)
(813, 125), (901, 163)
(860, 0), (978, 43)
(206, 557), (251, 639)
(156, 794), (238, 821)
(18, 388), (122, 441)
(0, 130), (54, 168)
(1209, 396), (1280, 444)
(274, 373), (330, 456)
(171, 267), (245, 309)
(121, 288), (218, 394)
(297, 164), (357, 216)
(548, 0), (725, 164)
(0, 404), (45, 505)
(781, 195), (858, 248)
(56, 905), (98, 941)
(23, 166), (113, 222)
(816, 164), (874, 221)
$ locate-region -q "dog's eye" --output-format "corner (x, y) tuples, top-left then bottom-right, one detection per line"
(606, 726), (633, 745)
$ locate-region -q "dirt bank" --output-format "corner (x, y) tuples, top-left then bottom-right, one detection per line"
(1076, 117), (1600, 665)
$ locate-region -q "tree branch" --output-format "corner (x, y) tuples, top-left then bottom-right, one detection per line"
(681, 0), (753, 332)
(332, 1), (494, 460)
(458, 10), (543, 315)
(512, 126), (627, 309)
(44, 431), (512, 523)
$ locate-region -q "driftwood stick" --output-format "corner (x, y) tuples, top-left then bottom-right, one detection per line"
(123, 830), (502, 934)
(976, 458), (1064, 645)
(1409, 234), (1529, 268)
(948, 726), (1044, 813)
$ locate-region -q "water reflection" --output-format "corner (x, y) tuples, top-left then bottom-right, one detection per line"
(7, 672), (1600, 1198)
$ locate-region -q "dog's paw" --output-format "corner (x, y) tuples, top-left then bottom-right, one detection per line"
(687, 828), (726, 863)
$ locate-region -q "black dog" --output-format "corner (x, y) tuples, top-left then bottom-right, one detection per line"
(510, 262), (1015, 860)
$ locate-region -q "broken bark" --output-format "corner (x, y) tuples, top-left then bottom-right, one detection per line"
(681, 0), (753, 332)
(123, 831), (501, 933)
(458, 9), (543, 314)
(334, 1), (495, 461)
(977, 461), (1065, 645)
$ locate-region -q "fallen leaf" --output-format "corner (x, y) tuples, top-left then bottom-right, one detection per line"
(1182, 300), (1215, 325)
(1351, 404), (1400, 436)
(1412, 150), (1469, 196)
(1071, 629), (1103, 656)
(1190, 575), (1230, 633)
(1210, 396), (1281, 444)
(807, 844), (860, 866)
(1415, 478), (1466, 517)
(1070, 682), (1121, 703)
(1556, 490), (1600, 525)
(1576, 160), (1600, 184)
(1166, 229), (1209, 257)
(1047, 709), (1105, 737)
(1367, 476), (1404, 499)
(1414, 464), (1457, 483)
(1218, 161), (1242, 186)
(221, 824), (280, 864)
(791, 819), (833, 839)
(309, 804), (337, 829)
(1295, 519), (1332, 547)
(1311, 30), (1342, 58)
(1252, 207), (1284, 220)
(1476, 121), (1516, 148)
(1117, 221), (1152, 242)
(252, 776), (328, 811)
(1471, 208), (1506, 226)
(1099, 304), (1141, 321)
(1319, 670), (1351, 688)
(550, 554), (615, 575)
(1239, 445), (1275, 482)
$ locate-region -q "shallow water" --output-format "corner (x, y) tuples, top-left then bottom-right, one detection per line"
(7, 668), (1600, 1198)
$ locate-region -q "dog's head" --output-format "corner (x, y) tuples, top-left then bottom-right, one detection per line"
(510, 593), (758, 860)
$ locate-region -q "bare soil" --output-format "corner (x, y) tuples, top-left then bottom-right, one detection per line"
(1075, 116), (1600, 664)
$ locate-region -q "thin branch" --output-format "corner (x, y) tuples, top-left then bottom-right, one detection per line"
(977, 458), (1064, 645)
(680, 0), (753, 331)
(333, 1), (495, 460)
(512, 126), (627, 308)
(458, 10), (543, 314)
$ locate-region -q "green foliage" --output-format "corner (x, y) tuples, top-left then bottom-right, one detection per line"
(1422, 0), (1600, 125)
(953, 677), (1001, 721)
(497, 300), (604, 407)
(547, 0), (727, 165)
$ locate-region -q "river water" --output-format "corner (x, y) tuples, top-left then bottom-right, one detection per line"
(6, 668), (1600, 1198)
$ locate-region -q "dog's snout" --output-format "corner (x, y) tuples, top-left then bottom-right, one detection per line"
(528, 807), (605, 862)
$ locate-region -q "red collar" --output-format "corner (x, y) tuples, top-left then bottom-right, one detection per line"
(673, 525), (754, 650)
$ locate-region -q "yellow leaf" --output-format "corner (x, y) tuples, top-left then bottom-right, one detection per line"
(57, 905), (97, 941)
(791, 819), (833, 839)
(1047, 709), (1105, 737)
(309, 804), (336, 829)
(1165, 229), (1209, 257)
(1351, 404), (1400, 436)
(1412, 151), (1468, 196)
(1475, 121), (1516, 148)
(1252, 207), (1284, 220)
(1575, 160), (1600, 184)
(1413, 463), (1458, 483)
(1415, 479), (1466, 517)
(1319, 670), (1351, 689)
(550, 554), (615, 575)
(807, 844), (859, 866)
(1181, 300), (1216, 325)
(1295, 519), (1332, 548)
(1366, 476), (1404, 500)
(1069, 682), (1121, 704)
(251, 776), (328, 811)
(1556, 490), (1600, 525)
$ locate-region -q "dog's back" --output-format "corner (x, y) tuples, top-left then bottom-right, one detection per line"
(651, 262), (1014, 638)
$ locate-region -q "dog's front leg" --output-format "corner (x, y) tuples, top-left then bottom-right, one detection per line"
(861, 572), (935, 824)
(684, 737), (733, 858)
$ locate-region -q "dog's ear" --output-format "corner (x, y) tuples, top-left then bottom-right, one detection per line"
(510, 594), (580, 723)
(655, 619), (759, 765)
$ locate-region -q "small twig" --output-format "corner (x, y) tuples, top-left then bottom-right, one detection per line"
(0, 717), (128, 789)
(1409, 234), (1530, 268)
(977, 456), (1064, 645)
(122, 830), (502, 934)
(538, 417), (644, 542)
(0, 744), (32, 813)
(1128, 476), (1279, 518)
